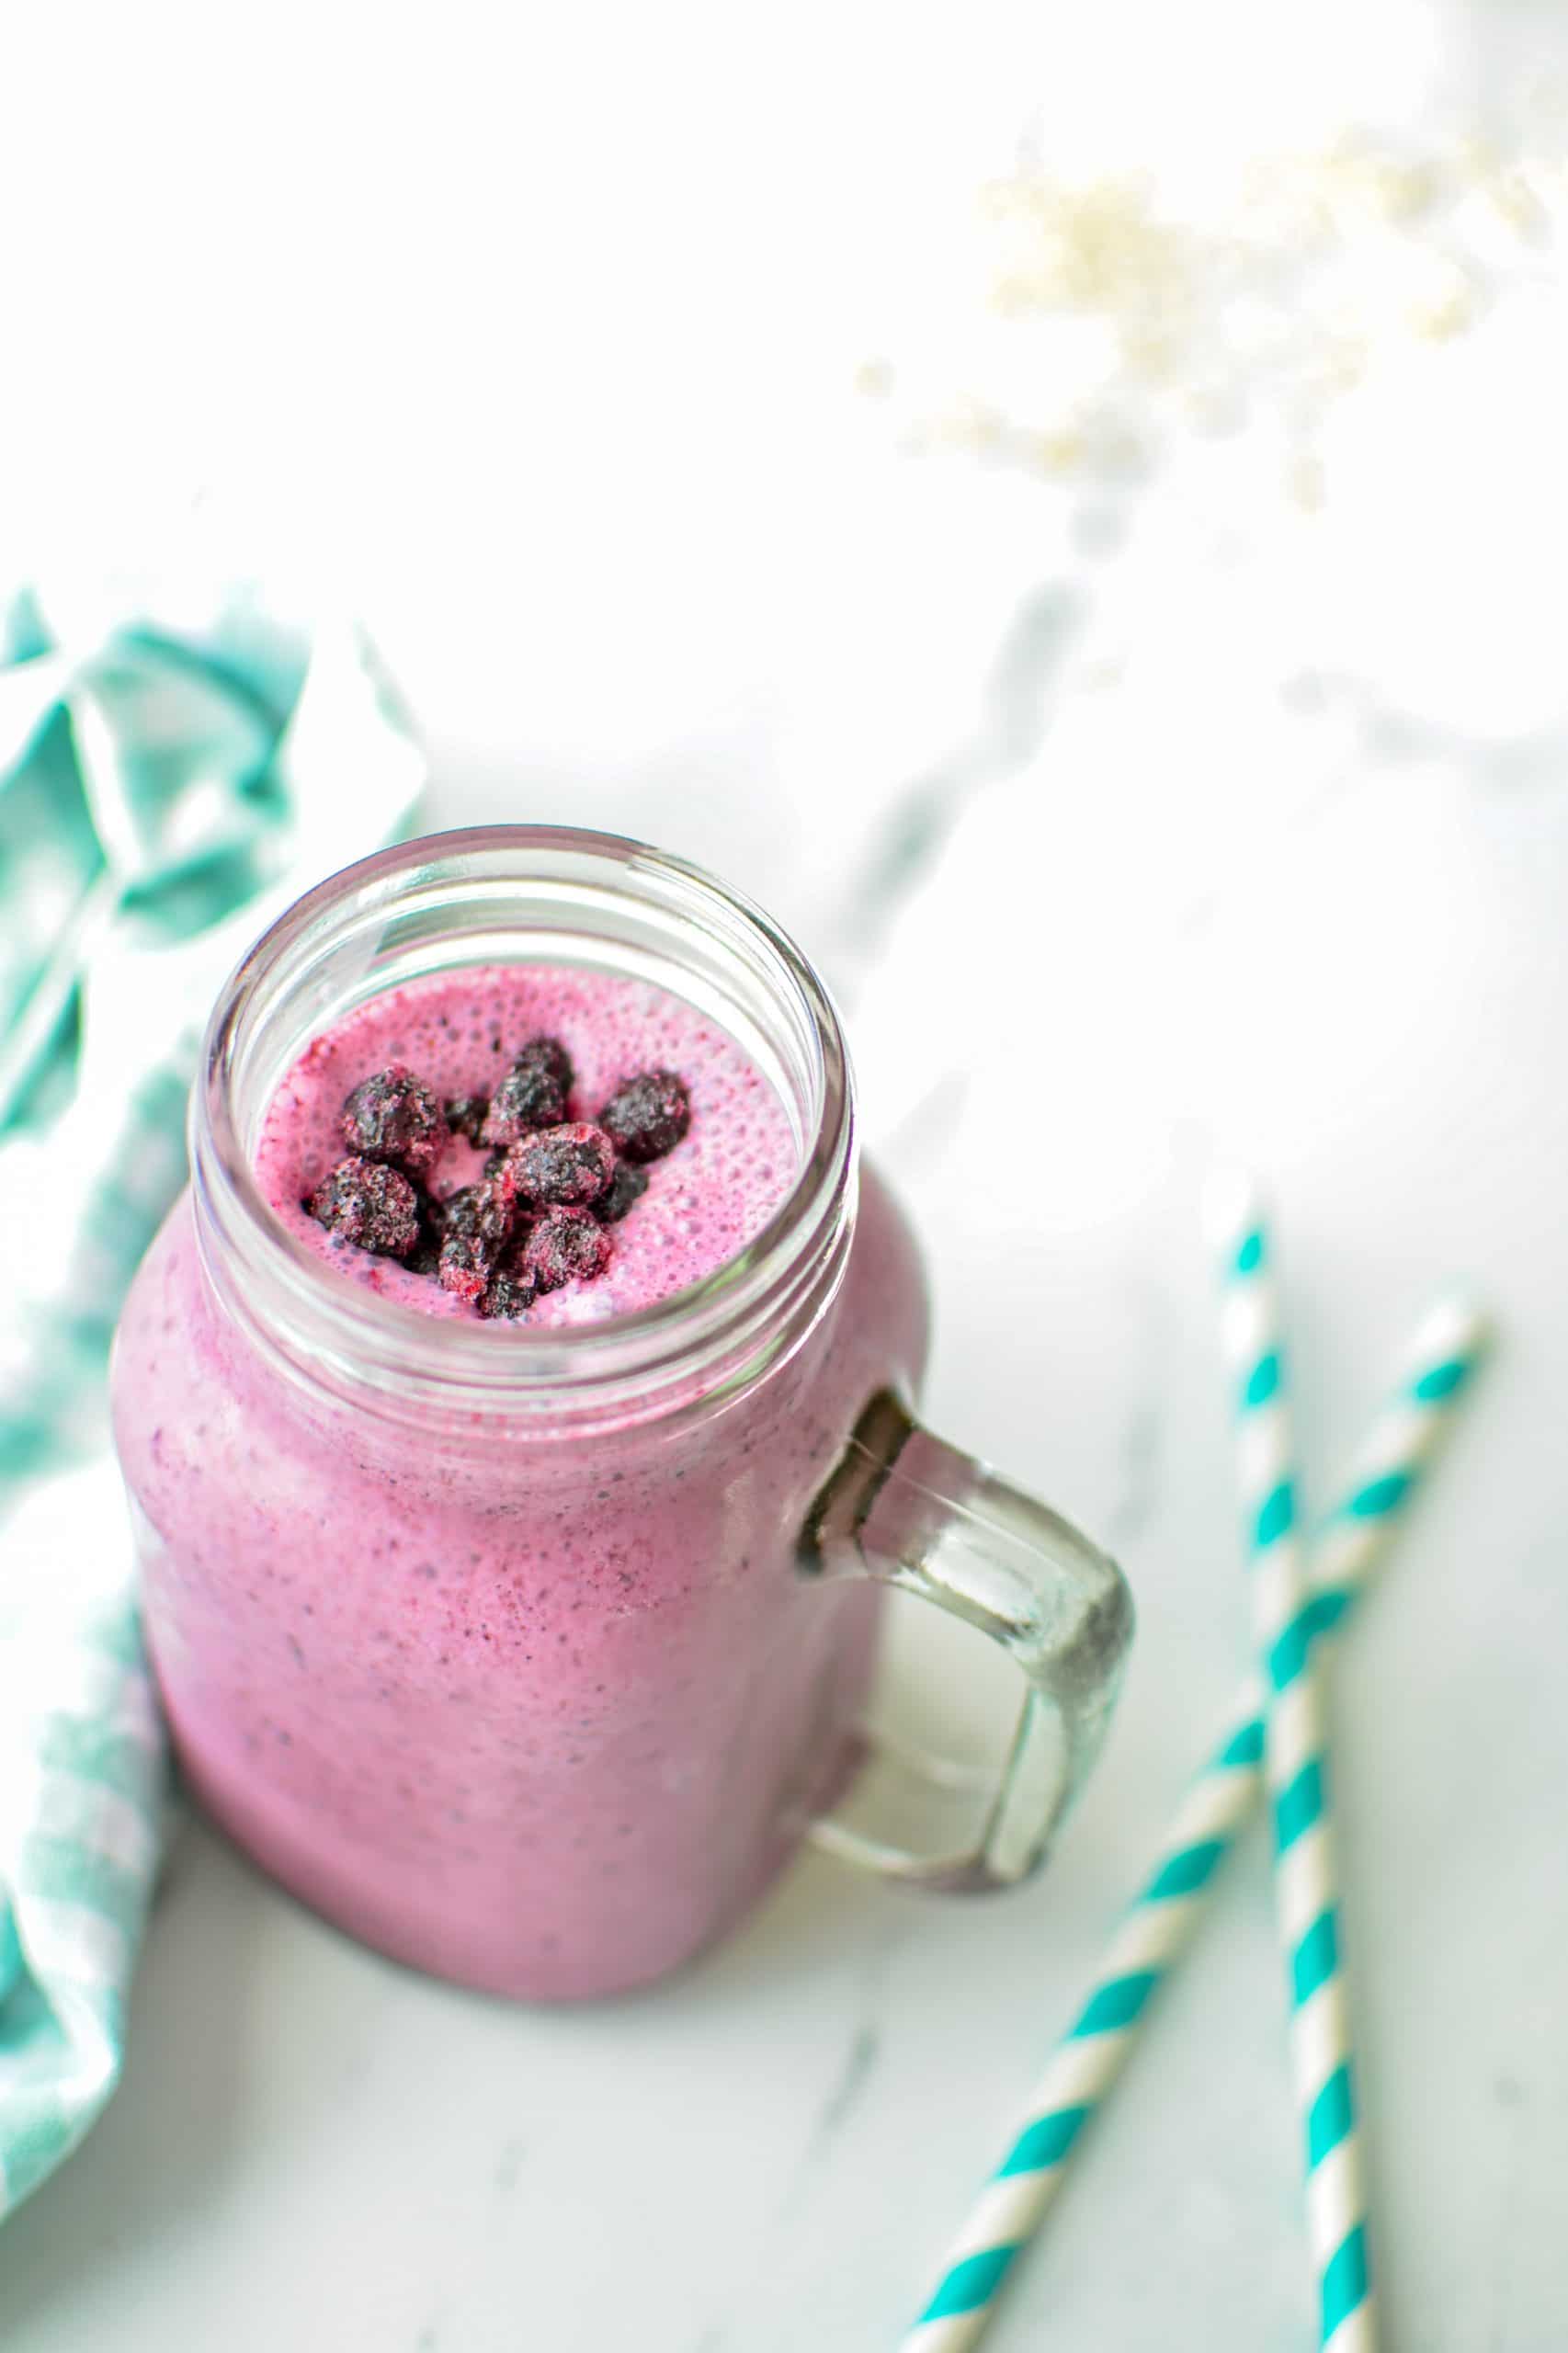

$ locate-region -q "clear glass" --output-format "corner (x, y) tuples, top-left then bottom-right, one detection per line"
(110, 828), (1133, 1999)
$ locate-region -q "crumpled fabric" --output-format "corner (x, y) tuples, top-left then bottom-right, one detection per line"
(0, 570), (424, 2215)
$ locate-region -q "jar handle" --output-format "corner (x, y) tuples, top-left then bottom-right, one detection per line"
(798, 1392), (1134, 1890)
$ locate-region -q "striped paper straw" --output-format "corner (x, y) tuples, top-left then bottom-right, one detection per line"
(1218, 1190), (1375, 2352)
(899, 1291), (1484, 2353)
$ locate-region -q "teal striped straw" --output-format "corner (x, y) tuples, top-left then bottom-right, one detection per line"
(898, 1290), (1485, 2352)
(1217, 1188), (1375, 2351)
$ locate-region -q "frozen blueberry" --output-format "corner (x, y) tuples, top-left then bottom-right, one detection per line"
(476, 1152), (534, 1211)
(403, 1185), (448, 1275)
(404, 1233), (443, 1277)
(508, 1122), (616, 1208)
(443, 1094), (491, 1145)
(480, 1037), (574, 1145)
(437, 1227), (501, 1302)
(520, 1206), (612, 1294)
(307, 1155), (420, 1256)
(522, 1035), (573, 1088)
(441, 1182), (516, 1240)
(594, 1160), (648, 1224)
(478, 1270), (537, 1320)
(437, 1179), (518, 1302)
(340, 1063), (449, 1178)
(598, 1070), (689, 1163)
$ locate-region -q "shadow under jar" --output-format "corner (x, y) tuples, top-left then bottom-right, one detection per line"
(110, 828), (1133, 2001)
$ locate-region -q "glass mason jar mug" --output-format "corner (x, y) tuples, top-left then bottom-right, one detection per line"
(110, 829), (1133, 2001)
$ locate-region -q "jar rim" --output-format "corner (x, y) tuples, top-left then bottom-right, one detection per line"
(191, 824), (857, 1428)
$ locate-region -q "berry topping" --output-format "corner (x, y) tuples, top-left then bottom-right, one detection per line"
(519, 1206), (612, 1294)
(304, 1037), (688, 1317)
(508, 1122), (616, 1208)
(478, 1270), (537, 1320)
(443, 1094), (491, 1145)
(480, 1037), (574, 1144)
(436, 1179), (519, 1302)
(307, 1156), (420, 1256)
(440, 1182), (515, 1240)
(403, 1185), (448, 1275)
(523, 1035), (573, 1088)
(594, 1160), (649, 1224)
(340, 1063), (449, 1177)
(475, 1152), (527, 1209)
(598, 1069), (690, 1163)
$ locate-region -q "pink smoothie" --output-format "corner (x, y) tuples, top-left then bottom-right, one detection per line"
(256, 962), (797, 1323)
(113, 963), (930, 1998)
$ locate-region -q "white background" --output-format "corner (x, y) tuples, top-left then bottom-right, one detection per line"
(4, 3), (1568, 2347)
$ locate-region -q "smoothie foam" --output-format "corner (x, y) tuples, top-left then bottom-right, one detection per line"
(257, 962), (797, 1323)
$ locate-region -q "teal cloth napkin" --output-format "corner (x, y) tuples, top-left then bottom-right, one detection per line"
(0, 574), (425, 2216)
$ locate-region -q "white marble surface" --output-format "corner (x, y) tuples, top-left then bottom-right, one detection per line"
(6, 4), (1568, 2346)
